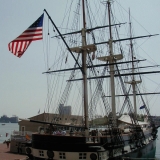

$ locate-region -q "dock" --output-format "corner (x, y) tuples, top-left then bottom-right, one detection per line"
(0, 143), (28, 160)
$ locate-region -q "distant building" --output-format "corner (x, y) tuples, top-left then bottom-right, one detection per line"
(0, 115), (18, 123)
(59, 104), (71, 115)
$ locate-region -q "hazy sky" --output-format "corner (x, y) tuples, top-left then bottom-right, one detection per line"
(0, 0), (160, 119)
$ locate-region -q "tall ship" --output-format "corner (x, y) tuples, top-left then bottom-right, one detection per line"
(8, 0), (159, 160)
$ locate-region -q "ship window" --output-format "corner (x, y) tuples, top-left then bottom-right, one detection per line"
(79, 153), (86, 159)
(99, 152), (107, 160)
(99, 153), (102, 160)
(59, 152), (66, 159)
(39, 150), (44, 157)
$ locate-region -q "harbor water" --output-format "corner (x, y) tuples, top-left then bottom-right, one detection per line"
(0, 123), (19, 143)
(0, 123), (160, 158)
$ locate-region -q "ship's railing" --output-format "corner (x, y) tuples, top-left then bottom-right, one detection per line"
(10, 131), (33, 141)
(122, 158), (159, 160)
(11, 130), (33, 136)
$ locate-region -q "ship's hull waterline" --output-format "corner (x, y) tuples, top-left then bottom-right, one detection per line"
(26, 133), (156, 160)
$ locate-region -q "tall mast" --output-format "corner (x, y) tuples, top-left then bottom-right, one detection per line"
(70, 0), (97, 135)
(82, 0), (86, 29)
(107, 0), (117, 125)
(129, 9), (137, 117)
(82, 0), (89, 132)
(97, 0), (123, 126)
(125, 9), (141, 117)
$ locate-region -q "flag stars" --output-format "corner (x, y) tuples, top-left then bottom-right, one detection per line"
(29, 14), (44, 28)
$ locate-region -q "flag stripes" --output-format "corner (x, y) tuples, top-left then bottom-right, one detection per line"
(8, 14), (44, 58)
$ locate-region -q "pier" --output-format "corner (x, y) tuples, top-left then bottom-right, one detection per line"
(0, 143), (28, 160)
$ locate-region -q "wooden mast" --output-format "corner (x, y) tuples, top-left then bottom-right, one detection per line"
(129, 9), (137, 117)
(125, 9), (142, 117)
(97, 0), (123, 126)
(107, 0), (117, 126)
(81, 0), (89, 133)
(70, 1), (96, 135)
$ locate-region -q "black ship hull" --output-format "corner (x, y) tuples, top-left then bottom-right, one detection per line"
(26, 133), (156, 160)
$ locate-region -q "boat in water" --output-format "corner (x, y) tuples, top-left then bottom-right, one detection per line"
(9, 0), (159, 160)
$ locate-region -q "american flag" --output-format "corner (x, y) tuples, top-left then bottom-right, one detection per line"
(8, 13), (44, 58)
